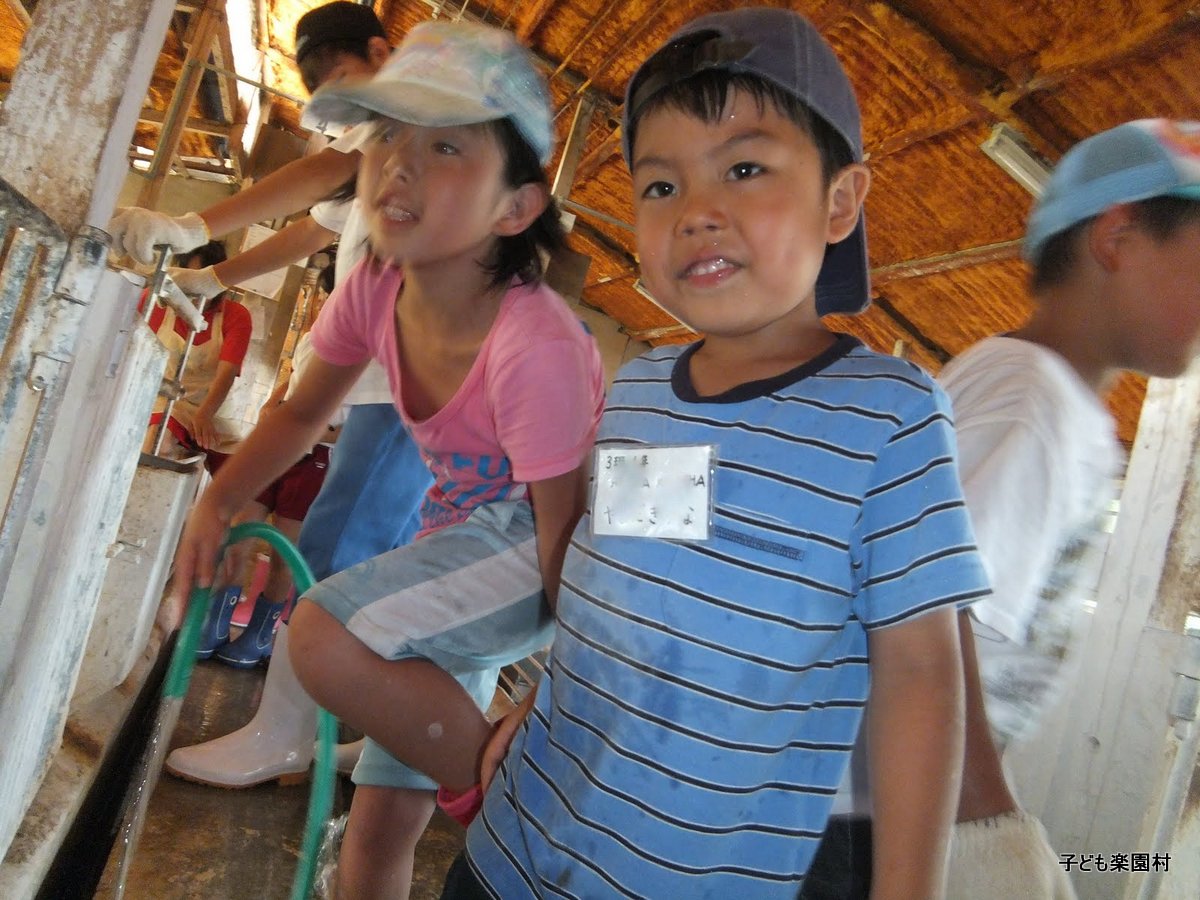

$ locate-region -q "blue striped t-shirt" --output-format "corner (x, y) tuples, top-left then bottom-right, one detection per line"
(465, 335), (989, 898)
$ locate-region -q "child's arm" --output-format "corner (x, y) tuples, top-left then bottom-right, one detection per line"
(867, 606), (965, 900)
(199, 148), (359, 237)
(956, 611), (1018, 820)
(189, 359), (238, 450)
(172, 356), (365, 596)
(526, 465), (588, 608)
(109, 148), (359, 264)
(171, 217), (339, 300)
(481, 685), (538, 793)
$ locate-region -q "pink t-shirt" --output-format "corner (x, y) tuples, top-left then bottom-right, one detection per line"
(310, 259), (605, 537)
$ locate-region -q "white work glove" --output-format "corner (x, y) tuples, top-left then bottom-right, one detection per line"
(946, 811), (1078, 900)
(107, 208), (209, 265)
(167, 265), (227, 301)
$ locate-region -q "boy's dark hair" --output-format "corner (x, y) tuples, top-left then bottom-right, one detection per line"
(481, 117), (566, 288)
(1031, 195), (1200, 292)
(295, 1), (387, 94)
(625, 68), (855, 188)
(299, 41), (372, 95)
(175, 239), (227, 269)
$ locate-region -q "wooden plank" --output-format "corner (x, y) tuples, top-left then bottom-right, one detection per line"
(515, 0), (554, 43)
(1007, 368), (1200, 899)
(2, 0), (30, 27)
(0, 0), (175, 231)
(138, 107), (232, 137)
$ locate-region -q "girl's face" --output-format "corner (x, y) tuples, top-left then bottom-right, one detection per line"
(358, 118), (517, 274)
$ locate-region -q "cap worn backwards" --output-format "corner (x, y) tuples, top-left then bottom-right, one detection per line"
(1024, 119), (1200, 263)
(294, 1), (387, 65)
(621, 7), (870, 316)
(302, 21), (554, 166)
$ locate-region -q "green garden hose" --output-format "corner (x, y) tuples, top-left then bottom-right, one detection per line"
(166, 521), (336, 900)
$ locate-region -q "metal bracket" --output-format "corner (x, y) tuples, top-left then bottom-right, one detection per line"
(107, 536), (148, 562)
(26, 351), (69, 392)
(1168, 633), (1200, 722)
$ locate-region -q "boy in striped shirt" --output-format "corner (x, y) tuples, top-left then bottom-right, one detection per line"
(444, 9), (990, 899)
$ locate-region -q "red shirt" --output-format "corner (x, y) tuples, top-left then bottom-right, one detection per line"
(141, 292), (252, 373)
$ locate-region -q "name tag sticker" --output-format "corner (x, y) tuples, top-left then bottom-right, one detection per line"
(591, 444), (716, 541)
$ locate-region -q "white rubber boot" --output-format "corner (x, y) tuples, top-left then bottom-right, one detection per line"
(166, 625), (316, 788)
(333, 738), (365, 777)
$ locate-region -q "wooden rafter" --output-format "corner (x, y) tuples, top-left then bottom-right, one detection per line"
(137, 0), (221, 207)
(575, 125), (622, 183)
(2, 0), (30, 28)
(870, 239), (1024, 287)
(138, 107), (231, 137)
(514, 0), (554, 44)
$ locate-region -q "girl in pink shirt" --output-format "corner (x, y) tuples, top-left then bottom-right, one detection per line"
(171, 22), (604, 897)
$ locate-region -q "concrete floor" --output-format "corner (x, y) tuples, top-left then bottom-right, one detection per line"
(93, 657), (465, 899)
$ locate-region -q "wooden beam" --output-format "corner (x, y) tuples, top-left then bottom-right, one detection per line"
(575, 125), (622, 183)
(2, 0), (31, 28)
(624, 323), (695, 342)
(138, 107), (232, 137)
(514, 0), (554, 43)
(870, 239), (1023, 287)
(210, 0), (239, 124)
(137, 0), (221, 207)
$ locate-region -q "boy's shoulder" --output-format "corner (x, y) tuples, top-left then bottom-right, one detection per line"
(616, 335), (940, 404)
(941, 335), (1115, 440)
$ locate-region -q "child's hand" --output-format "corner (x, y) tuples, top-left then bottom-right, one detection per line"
(170, 494), (230, 601)
(481, 686), (538, 794)
(190, 408), (219, 450)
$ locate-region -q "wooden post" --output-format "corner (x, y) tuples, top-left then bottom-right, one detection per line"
(0, 0), (176, 232)
(1008, 366), (1200, 899)
(137, 0), (223, 208)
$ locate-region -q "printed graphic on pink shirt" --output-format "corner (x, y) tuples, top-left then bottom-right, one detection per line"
(416, 449), (524, 535)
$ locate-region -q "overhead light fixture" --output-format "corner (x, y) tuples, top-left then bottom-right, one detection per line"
(981, 124), (1051, 197)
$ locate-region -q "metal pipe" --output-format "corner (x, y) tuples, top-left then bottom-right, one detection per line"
(197, 61), (307, 105)
(152, 293), (209, 456)
(142, 245), (172, 324)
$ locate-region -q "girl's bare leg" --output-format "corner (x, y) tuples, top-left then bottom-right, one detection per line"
(288, 600), (491, 792)
(335, 786), (436, 900)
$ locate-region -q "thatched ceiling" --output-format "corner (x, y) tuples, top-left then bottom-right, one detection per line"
(4, 0), (1200, 446)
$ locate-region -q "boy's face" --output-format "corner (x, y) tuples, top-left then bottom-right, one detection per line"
(1111, 215), (1200, 377)
(630, 89), (866, 339)
(301, 39), (389, 95)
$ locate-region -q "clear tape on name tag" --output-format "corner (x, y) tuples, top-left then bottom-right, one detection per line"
(590, 444), (716, 541)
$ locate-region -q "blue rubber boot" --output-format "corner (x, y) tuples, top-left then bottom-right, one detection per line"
(215, 594), (286, 669)
(197, 585), (241, 659)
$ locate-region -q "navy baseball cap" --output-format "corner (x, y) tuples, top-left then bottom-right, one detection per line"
(295, 2), (387, 65)
(1024, 119), (1200, 263)
(623, 8), (869, 316)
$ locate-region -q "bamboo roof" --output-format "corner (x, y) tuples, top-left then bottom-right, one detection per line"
(4, 0), (1200, 444)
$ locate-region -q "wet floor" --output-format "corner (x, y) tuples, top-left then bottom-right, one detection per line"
(93, 657), (465, 899)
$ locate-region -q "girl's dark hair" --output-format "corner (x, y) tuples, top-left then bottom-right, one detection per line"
(481, 116), (566, 289)
(626, 69), (855, 186)
(175, 239), (227, 269)
(1031, 195), (1200, 292)
(299, 41), (372, 95)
